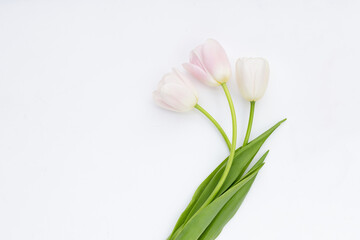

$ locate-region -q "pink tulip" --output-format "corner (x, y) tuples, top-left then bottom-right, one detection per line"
(153, 69), (198, 112)
(183, 39), (231, 86)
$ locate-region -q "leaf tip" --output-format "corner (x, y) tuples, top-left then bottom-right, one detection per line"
(280, 118), (287, 124)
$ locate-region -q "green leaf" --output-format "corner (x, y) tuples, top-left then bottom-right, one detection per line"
(198, 151), (269, 240)
(167, 160), (225, 239)
(174, 164), (265, 240)
(168, 119), (286, 239)
(216, 119), (285, 196)
(182, 119), (285, 223)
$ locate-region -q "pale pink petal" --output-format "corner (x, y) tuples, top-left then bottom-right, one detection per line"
(183, 63), (219, 87)
(172, 68), (198, 99)
(153, 90), (178, 111)
(189, 47), (207, 72)
(153, 69), (199, 112)
(160, 83), (198, 112)
(201, 39), (231, 83)
(158, 72), (182, 88)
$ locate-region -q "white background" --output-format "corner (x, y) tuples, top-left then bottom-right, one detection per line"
(1, 0), (359, 239)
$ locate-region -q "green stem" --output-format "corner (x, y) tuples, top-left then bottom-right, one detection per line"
(168, 105), (230, 240)
(193, 83), (237, 213)
(195, 104), (231, 150)
(243, 101), (255, 146)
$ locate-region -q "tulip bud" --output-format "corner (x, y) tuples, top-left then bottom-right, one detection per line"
(183, 39), (231, 86)
(236, 58), (270, 101)
(153, 69), (198, 112)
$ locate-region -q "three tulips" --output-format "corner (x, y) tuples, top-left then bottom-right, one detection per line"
(153, 39), (282, 240)
(154, 39), (269, 112)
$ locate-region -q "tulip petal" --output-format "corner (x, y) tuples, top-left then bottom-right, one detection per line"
(153, 90), (178, 111)
(201, 39), (231, 83)
(236, 59), (254, 101)
(153, 69), (199, 112)
(159, 73), (182, 87)
(189, 46), (207, 71)
(183, 63), (219, 87)
(172, 68), (199, 99)
(253, 59), (269, 101)
(160, 83), (198, 112)
(236, 58), (269, 101)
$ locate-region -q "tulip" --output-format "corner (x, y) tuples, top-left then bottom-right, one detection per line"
(183, 39), (231, 86)
(153, 69), (198, 112)
(236, 57), (269, 146)
(184, 39), (237, 209)
(236, 57), (270, 102)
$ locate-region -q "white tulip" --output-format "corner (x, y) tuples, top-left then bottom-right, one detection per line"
(153, 69), (198, 112)
(236, 58), (270, 101)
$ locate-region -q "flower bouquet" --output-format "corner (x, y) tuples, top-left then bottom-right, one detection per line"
(153, 39), (285, 240)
